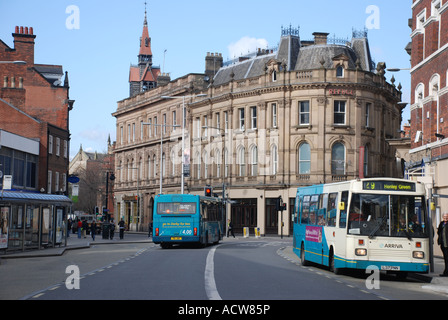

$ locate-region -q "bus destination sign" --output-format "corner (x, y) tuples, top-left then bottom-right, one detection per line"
(363, 181), (416, 192)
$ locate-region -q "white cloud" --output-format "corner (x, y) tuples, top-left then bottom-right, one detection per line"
(228, 36), (269, 59)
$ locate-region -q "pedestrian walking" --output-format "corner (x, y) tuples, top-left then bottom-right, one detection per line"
(91, 220), (97, 241)
(148, 222), (152, 237)
(77, 219), (82, 239)
(437, 213), (448, 277)
(67, 219), (72, 238)
(82, 219), (88, 238)
(118, 219), (125, 239)
(110, 221), (115, 240)
(227, 219), (235, 238)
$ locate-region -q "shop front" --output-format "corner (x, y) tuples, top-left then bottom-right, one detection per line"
(0, 191), (72, 252)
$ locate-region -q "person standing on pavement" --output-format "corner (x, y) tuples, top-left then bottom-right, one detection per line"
(437, 213), (448, 277)
(118, 219), (125, 239)
(77, 219), (82, 239)
(227, 219), (235, 238)
(82, 219), (88, 238)
(110, 220), (115, 240)
(91, 220), (97, 241)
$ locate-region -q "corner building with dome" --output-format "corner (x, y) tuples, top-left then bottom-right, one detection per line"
(113, 25), (405, 236)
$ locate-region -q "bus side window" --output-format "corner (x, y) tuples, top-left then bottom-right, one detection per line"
(339, 191), (348, 228)
(301, 196), (310, 224)
(310, 195), (319, 225)
(319, 194), (328, 226)
(327, 193), (338, 227)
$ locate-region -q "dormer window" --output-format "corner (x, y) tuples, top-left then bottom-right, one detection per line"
(336, 65), (344, 78)
(272, 70), (277, 82)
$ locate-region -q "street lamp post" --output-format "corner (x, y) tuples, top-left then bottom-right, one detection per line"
(161, 94), (206, 194)
(143, 122), (180, 194)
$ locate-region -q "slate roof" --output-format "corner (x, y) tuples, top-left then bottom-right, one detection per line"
(212, 33), (375, 86)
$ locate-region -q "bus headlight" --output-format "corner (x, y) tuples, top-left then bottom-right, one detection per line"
(355, 248), (367, 256)
(413, 251), (424, 259)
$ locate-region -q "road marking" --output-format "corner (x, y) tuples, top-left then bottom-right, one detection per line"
(204, 245), (222, 300)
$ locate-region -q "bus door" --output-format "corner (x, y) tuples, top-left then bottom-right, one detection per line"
(305, 195), (324, 264)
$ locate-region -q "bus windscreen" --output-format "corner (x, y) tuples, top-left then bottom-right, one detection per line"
(157, 202), (197, 215)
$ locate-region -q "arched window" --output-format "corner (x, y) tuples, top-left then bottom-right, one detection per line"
(336, 65), (344, 78)
(147, 156), (152, 179)
(238, 147), (246, 176)
(331, 142), (346, 176)
(250, 145), (258, 176)
(298, 142), (311, 174)
(153, 155), (157, 177)
(415, 83), (424, 104)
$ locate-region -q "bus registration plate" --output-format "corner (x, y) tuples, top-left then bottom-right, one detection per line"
(381, 266), (400, 271)
(171, 237), (182, 241)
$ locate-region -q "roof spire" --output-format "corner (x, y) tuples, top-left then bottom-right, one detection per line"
(144, 1), (148, 27)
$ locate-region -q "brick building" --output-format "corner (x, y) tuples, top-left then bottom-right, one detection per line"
(407, 0), (448, 240)
(0, 26), (74, 194)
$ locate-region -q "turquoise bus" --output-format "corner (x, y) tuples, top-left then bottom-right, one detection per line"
(153, 194), (225, 249)
(293, 178), (430, 278)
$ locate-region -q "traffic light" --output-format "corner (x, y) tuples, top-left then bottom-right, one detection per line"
(95, 206), (99, 215)
(204, 185), (213, 197)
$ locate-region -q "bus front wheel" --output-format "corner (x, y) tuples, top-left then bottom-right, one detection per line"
(329, 248), (342, 275)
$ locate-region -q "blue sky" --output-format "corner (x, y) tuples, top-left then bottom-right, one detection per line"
(0, 0), (412, 159)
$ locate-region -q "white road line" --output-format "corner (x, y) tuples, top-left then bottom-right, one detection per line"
(204, 245), (222, 300)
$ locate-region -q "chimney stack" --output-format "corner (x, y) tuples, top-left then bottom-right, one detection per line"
(313, 32), (329, 45)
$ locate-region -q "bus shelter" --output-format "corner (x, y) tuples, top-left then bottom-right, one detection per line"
(0, 191), (72, 252)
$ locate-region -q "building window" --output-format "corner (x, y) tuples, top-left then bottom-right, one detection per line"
(216, 112), (220, 130)
(47, 170), (52, 194)
(239, 108), (245, 130)
(163, 114), (167, 134)
(299, 101), (310, 125)
(120, 127), (123, 144)
(365, 103), (371, 128)
(238, 147), (246, 176)
(331, 142), (346, 176)
(250, 106), (257, 129)
(272, 70), (277, 82)
(334, 101), (346, 125)
(172, 111), (177, 131)
(203, 115), (208, 137)
(154, 117), (158, 136)
(132, 123), (135, 141)
(48, 135), (53, 154)
(224, 111), (229, 133)
(127, 124), (131, 143)
(55, 172), (60, 193)
(272, 103), (277, 128)
(148, 118), (152, 137)
(250, 145), (258, 176)
(336, 65), (344, 78)
(56, 137), (60, 156)
(298, 142), (311, 174)
(148, 156), (152, 178)
(140, 121), (144, 140)
(364, 145), (369, 177)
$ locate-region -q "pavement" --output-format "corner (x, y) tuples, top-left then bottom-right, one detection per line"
(1, 231), (448, 295)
